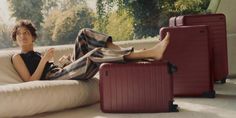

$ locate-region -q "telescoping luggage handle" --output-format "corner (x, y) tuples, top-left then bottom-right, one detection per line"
(139, 60), (177, 75)
(136, 60), (177, 75)
(167, 62), (177, 75)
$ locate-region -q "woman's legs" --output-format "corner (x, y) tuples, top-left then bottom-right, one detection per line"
(51, 30), (169, 80)
(105, 32), (170, 60)
(106, 40), (121, 50)
(124, 32), (170, 60)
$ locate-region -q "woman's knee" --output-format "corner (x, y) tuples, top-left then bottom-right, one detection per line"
(78, 28), (92, 36)
(76, 28), (89, 42)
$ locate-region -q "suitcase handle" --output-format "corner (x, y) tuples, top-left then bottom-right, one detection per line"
(168, 62), (177, 74)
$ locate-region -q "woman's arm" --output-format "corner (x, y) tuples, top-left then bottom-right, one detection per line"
(12, 48), (54, 82)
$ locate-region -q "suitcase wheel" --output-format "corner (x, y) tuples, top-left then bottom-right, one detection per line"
(215, 78), (227, 84)
(202, 90), (216, 98)
(169, 101), (179, 112)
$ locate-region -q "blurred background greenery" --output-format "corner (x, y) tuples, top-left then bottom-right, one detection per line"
(0, 0), (211, 49)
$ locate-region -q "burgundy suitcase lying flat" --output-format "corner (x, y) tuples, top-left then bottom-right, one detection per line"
(160, 26), (215, 97)
(99, 61), (178, 113)
(170, 14), (228, 83)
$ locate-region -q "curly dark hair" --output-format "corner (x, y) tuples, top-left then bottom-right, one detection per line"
(11, 20), (37, 41)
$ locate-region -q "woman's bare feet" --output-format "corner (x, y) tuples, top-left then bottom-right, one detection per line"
(152, 32), (170, 60)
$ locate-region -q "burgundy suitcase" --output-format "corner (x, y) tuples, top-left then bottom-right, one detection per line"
(160, 26), (215, 97)
(170, 14), (228, 83)
(99, 61), (178, 113)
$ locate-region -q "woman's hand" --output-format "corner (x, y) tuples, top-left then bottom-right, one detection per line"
(42, 48), (54, 63)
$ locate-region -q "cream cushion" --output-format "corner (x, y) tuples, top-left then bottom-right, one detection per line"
(0, 79), (99, 117)
(0, 50), (23, 84)
(0, 45), (99, 117)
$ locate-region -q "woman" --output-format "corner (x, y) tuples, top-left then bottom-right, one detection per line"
(11, 20), (170, 82)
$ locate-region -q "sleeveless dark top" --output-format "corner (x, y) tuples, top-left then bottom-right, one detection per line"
(19, 51), (56, 80)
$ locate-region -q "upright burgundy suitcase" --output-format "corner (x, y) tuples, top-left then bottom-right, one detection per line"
(170, 14), (228, 83)
(160, 26), (215, 97)
(99, 61), (178, 113)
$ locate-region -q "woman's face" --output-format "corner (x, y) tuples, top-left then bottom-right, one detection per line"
(16, 26), (34, 47)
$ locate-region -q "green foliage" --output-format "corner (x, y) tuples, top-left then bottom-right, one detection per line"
(41, 0), (58, 16)
(39, 10), (61, 46)
(96, 0), (210, 40)
(95, 0), (109, 33)
(127, 0), (164, 38)
(171, 0), (211, 15)
(52, 5), (95, 45)
(8, 0), (44, 30)
(37, 0), (88, 46)
(57, 0), (86, 11)
(41, 0), (86, 16)
(5, 0), (211, 48)
(0, 24), (14, 49)
(96, 0), (170, 39)
(106, 10), (134, 41)
(95, 0), (134, 41)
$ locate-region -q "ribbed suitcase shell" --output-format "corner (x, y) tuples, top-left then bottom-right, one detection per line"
(99, 61), (177, 113)
(169, 17), (177, 27)
(174, 14), (228, 83)
(160, 26), (215, 97)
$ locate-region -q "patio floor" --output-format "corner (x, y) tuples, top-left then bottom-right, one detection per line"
(27, 78), (236, 118)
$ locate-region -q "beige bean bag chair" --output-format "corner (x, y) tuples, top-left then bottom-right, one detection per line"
(0, 45), (99, 117)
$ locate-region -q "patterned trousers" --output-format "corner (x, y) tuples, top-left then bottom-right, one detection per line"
(46, 28), (133, 80)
